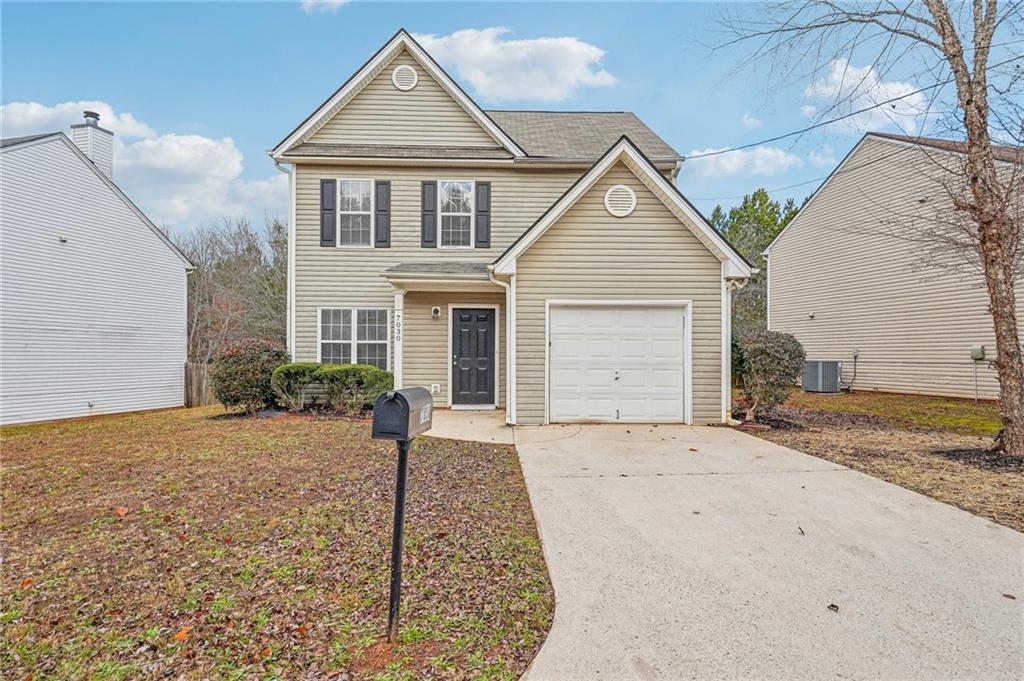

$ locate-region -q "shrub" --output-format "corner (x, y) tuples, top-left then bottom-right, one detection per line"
(737, 330), (805, 422)
(209, 338), (289, 414)
(271, 362), (321, 412)
(316, 364), (393, 414)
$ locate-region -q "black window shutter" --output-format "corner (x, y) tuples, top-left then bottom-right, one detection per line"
(320, 179), (336, 247)
(374, 180), (391, 248)
(421, 181), (437, 248)
(475, 181), (491, 248)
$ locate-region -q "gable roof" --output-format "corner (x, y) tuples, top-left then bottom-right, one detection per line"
(764, 131), (1023, 256)
(1, 132), (62, 148)
(868, 132), (1023, 164)
(486, 111), (682, 162)
(271, 29), (525, 159)
(492, 136), (751, 277)
(1, 132), (193, 269)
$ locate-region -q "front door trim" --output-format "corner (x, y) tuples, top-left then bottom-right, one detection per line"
(447, 303), (500, 410)
(544, 299), (693, 425)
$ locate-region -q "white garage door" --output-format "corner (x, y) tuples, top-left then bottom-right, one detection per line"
(549, 305), (686, 423)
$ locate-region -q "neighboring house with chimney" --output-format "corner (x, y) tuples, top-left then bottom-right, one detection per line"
(766, 132), (1023, 400)
(271, 30), (752, 425)
(0, 112), (193, 425)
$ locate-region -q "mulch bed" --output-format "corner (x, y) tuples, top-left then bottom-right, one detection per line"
(748, 404), (1024, 532)
(0, 407), (552, 679)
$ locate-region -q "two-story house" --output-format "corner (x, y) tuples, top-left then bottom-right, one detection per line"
(270, 30), (751, 425)
(1, 113), (192, 425)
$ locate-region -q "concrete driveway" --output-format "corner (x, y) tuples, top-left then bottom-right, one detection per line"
(516, 424), (1023, 681)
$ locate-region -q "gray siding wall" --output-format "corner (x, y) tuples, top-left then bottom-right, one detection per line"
(515, 162), (724, 425)
(768, 136), (1023, 400)
(0, 137), (188, 425)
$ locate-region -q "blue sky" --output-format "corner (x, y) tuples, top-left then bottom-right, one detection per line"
(1, 1), (968, 233)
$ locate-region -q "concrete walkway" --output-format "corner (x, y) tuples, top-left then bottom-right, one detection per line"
(424, 409), (513, 444)
(516, 423), (1024, 680)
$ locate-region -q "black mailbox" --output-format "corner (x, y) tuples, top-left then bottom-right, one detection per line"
(372, 388), (433, 442)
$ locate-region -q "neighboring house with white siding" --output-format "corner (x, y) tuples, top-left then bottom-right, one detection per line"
(766, 132), (1023, 400)
(271, 30), (752, 425)
(1, 112), (193, 425)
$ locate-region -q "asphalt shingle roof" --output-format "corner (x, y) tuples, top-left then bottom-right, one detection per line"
(486, 111), (682, 161)
(384, 262), (490, 278)
(0, 132), (60, 148)
(282, 143), (513, 160)
(870, 132), (1022, 164)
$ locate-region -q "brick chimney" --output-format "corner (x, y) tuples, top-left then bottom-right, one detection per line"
(70, 111), (114, 180)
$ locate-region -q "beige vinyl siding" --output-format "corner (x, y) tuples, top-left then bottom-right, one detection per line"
(293, 164), (581, 364)
(402, 292), (506, 407)
(515, 162), (724, 425)
(307, 50), (501, 149)
(768, 136), (1023, 400)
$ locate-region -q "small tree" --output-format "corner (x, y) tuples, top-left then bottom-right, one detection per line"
(209, 338), (289, 414)
(737, 331), (805, 422)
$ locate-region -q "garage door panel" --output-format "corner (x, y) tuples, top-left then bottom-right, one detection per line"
(549, 305), (686, 423)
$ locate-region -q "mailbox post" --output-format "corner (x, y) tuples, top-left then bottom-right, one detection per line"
(371, 388), (433, 642)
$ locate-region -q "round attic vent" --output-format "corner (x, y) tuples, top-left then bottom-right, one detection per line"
(604, 184), (637, 217)
(392, 64), (418, 91)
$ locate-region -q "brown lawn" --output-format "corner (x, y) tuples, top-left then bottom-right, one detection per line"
(749, 391), (1023, 532)
(0, 407), (552, 680)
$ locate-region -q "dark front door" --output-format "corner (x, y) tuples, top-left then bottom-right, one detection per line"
(452, 308), (496, 406)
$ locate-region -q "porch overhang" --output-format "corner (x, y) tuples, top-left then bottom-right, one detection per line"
(382, 262), (504, 292)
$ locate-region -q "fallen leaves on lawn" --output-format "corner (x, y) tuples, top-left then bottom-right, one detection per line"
(20, 578), (33, 589)
(0, 407), (552, 680)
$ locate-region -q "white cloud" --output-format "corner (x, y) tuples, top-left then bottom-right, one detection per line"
(801, 104), (817, 118)
(684, 145), (804, 179)
(412, 27), (617, 103)
(808, 146), (837, 168)
(803, 59), (930, 132)
(300, 0), (349, 13)
(1, 100), (286, 230)
(1, 100), (155, 139)
(741, 112), (762, 129)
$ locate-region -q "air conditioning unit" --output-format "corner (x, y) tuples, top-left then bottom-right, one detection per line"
(803, 360), (842, 393)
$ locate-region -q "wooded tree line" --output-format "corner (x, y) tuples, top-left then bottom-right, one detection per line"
(711, 190), (802, 337)
(173, 217), (287, 364)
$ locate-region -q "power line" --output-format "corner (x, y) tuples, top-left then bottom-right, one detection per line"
(685, 53), (1023, 161)
(687, 141), (927, 202)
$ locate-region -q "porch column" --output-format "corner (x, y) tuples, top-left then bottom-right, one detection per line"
(393, 290), (405, 388)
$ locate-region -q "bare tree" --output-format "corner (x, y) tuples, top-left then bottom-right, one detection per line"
(174, 216), (287, 363)
(721, 1), (1024, 455)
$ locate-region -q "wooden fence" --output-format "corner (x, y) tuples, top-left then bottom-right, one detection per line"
(184, 362), (217, 407)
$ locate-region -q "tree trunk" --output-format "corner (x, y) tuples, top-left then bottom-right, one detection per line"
(925, 0), (1024, 456)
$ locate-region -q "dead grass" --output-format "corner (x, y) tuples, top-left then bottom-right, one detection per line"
(0, 406), (552, 680)
(749, 392), (1022, 532)
(782, 390), (1002, 436)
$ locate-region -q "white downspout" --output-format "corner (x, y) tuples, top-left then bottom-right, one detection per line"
(275, 160), (296, 358)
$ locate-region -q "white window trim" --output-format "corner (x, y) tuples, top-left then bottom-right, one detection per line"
(447, 303), (500, 410)
(336, 178), (375, 249)
(437, 179), (475, 250)
(316, 306), (391, 371)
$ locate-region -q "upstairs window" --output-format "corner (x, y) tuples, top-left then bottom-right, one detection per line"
(439, 180), (474, 248)
(339, 179), (373, 247)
